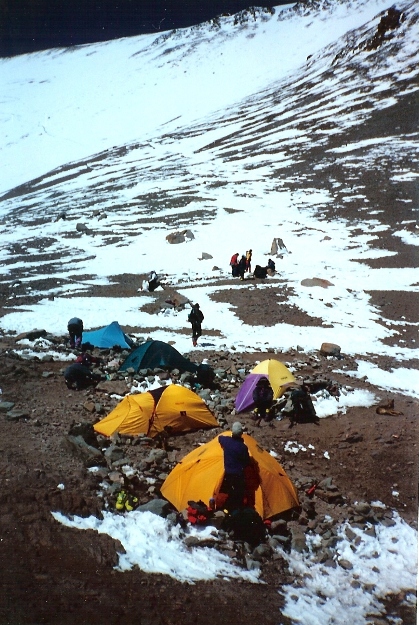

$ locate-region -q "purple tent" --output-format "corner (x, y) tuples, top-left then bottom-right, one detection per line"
(234, 374), (268, 413)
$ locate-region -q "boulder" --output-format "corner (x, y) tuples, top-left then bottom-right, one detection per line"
(104, 445), (126, 463)
(270, 237), (287, 256)
(0, 402), (15, 412)
(166, 230), (194, 244)
(320, 342), (341, 356)
(63, 435), (105, 466)
(146, 449), (168, 465)
(15, 329), (47, 342)
(96, 380), (129, 395)
(136, 498), (171, 517)
(301, 278), (334, 288)
(5, 410), (29, 421)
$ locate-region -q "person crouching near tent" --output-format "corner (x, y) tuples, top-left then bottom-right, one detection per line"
(188, 303), (204, 347)
(67, 317), (83, 349)
(218, 422), (250, 512)
(252, 377), (274, 426)
(64, 354), (102, 391)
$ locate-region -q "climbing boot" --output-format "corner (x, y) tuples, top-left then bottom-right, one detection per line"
(115, 490), (128, 511)
(125, 494), (139, 512)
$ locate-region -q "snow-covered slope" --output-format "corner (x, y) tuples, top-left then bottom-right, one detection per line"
(0, 0), (405, 192)
(0, 0), (418, 367)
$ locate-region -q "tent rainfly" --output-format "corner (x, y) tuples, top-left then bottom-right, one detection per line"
(82, 321), (134, 349)
(93, 384), (218, 438)
(119, 340), (198, 374)
(235, 359), (296, 413)
(161, 431), (299, 520)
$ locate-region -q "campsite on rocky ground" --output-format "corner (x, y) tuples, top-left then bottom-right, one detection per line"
(0, 321), (417, 625)
(0, 0), (418, 624)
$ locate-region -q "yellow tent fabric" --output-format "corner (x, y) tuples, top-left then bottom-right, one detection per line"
(161, 432), (299, 520)
(251, 359), (296, 398)
(93, 385), (218, 438)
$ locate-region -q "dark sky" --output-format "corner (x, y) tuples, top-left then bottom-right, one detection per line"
(0, 0), (294, 57)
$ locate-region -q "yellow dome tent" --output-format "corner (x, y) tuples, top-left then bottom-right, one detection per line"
(93, 384), (218, 438)
(251, 359), (296, 398)
(161, 431), (299, 520)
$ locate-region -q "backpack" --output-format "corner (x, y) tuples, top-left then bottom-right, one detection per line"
(186, 500), (212, 525)
(223, 508), (266, 546)
(290, 388), (318, 423)
(254, 265), (267, 279)
(252, 383), (274, 405)
(188, 308), (203, 323)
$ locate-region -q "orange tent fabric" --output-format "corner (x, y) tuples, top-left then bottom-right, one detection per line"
(93, 384), (218, 438)
(161, 431), (299, 520)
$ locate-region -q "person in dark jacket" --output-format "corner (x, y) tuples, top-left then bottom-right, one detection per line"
(64, 363), (100, 390)
(252, 377), (274, 426)
(219, 422), (250, 512)
(238, 255), (246, 280)
(67, 317), (83, 348)
(188, 303), (204, 347)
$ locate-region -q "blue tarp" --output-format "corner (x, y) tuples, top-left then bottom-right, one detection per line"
(82, 321), (134, 349)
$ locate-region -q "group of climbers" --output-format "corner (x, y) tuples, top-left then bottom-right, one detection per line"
(230, 250), (276, 280)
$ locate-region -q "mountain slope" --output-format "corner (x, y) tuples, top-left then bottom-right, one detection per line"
(0, 0), (417, 362)
(0, 0), (403, 192)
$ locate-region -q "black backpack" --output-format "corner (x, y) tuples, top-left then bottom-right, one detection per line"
(188, 308), (203, 323)
(223, 508), (266, 546)
(254, 265), (267, 279)
(290, 388), (318, 423)
(252, 383), (274, 405)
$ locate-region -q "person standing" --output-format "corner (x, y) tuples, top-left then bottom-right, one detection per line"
(230, 252), (239, 277)
(245, 249), (252, 272)
(188, 303), (204, 347)
(238, 254), (246, 280)
(218, 422), (250, 512)
(67, 317), (83, 349)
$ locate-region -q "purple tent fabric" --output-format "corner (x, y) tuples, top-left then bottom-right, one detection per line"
(234, 374), (267, 413)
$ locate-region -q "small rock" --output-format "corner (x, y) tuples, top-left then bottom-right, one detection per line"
(0, 402), (15, 412)
(6, 410), (29, 421)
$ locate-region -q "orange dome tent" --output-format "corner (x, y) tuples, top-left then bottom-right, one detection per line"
(93, 384), (218, 438)
(160, 431), (299, 520)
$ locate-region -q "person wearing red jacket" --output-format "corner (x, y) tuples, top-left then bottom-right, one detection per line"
(230, 252), (239, 277)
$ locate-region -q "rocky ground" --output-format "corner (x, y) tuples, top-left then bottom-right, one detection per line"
(0, 287), (417, 625)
